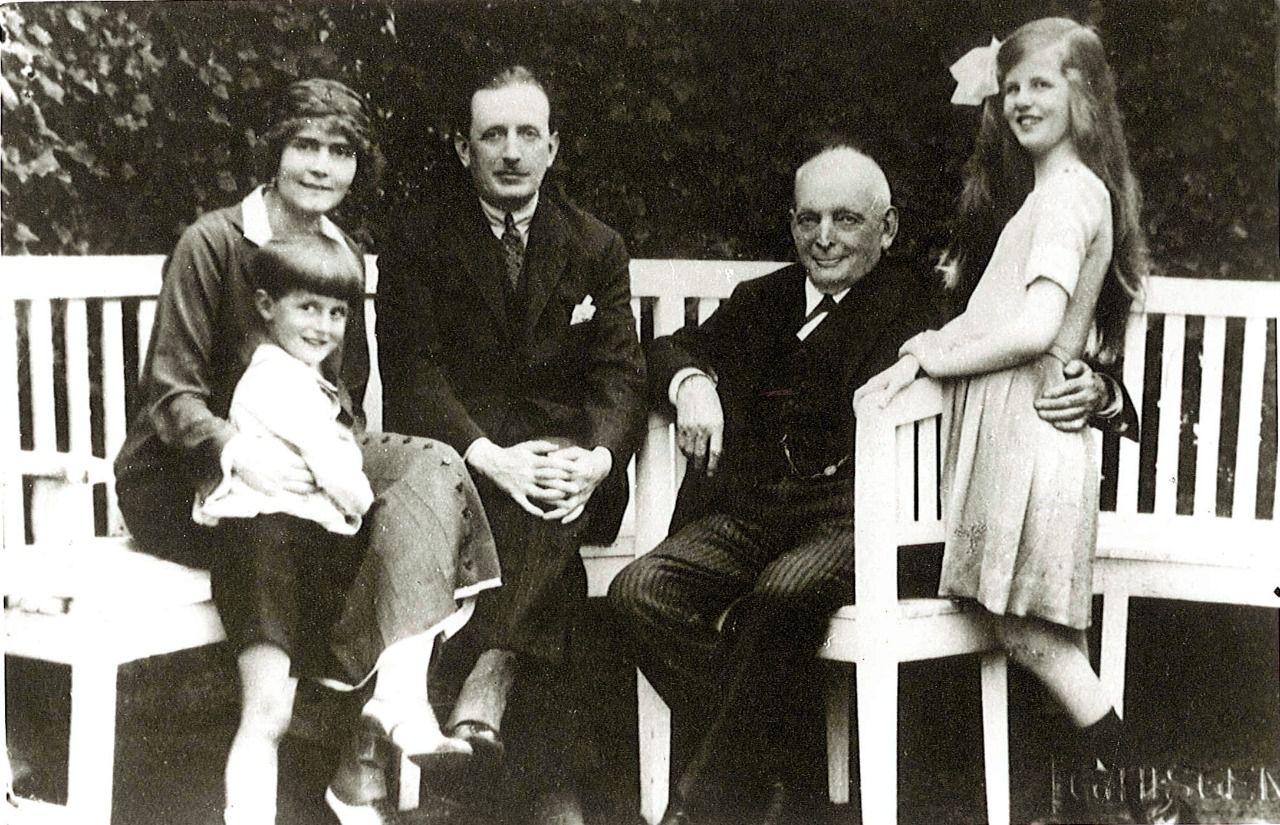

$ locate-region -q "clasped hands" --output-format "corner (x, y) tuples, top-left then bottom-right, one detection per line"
(853, 332), (1110, 433)
(468, 438), (612, 523)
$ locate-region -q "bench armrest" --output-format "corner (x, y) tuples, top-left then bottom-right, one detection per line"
(16, 450), (114, 485)
(635, 411), (679, 557)
(853, 377), (944, 614)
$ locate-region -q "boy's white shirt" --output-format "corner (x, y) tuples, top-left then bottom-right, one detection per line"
(195, 342), (374, 535)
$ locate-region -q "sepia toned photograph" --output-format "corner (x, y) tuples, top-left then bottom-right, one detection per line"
(2, 2), (1277, 824)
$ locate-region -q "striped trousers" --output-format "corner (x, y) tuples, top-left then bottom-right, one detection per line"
(608, 475), (854, 793)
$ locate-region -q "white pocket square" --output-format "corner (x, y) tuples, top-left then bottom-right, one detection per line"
(570, 295), (596, 325)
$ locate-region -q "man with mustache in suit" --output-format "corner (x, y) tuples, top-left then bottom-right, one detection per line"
(377, 65), (646, 825)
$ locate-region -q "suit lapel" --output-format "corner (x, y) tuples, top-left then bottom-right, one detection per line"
(828, 262), (910, 378)
(522, 198), (570, 340)
(772, 268), (808, 355)
(447, 202), (513, 338)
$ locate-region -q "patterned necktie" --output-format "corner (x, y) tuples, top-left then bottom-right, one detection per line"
(502, 212), (524, 291)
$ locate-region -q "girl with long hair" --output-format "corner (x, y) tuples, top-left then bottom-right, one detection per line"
(857, 18), (1192, 824)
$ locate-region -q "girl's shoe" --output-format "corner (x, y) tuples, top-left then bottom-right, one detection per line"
(360, 697), (473, 769)
(1129, 793), (1198, 824)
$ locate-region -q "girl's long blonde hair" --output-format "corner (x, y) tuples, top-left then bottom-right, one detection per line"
(942, 17), (1149, 363)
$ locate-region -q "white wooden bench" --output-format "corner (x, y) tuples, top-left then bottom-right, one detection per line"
(627, 273), (1280, 824)
(1093, 278), (1280, 717)
(5, 258), (1278, 825)
(0, 255), (779, 824)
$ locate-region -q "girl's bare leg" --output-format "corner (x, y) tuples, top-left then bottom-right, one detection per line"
(992, 613), (1113, 727)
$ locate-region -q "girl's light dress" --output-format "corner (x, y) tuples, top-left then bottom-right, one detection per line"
(938, 164), (1114, 629)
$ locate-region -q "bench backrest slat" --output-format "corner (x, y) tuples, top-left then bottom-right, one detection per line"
(102, 299), (128, 535)
(28, 299), (57, 450)
(65, 299), (92, 455)
(137, 301), (156, 379)
(1153, 313), (1186, 516)
(893, 418), (947, 547)
(1117, 310), (1148, 513)
(362, 293), (384, 431)
(1234, 315), (1269, 517)
(1193, 316), (1227, 517)
(1, 297), (22, 548)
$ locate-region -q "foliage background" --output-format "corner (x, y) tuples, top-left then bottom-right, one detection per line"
(2, 0), (1276, 281)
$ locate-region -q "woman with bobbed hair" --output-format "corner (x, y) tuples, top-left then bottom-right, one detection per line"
(114, 78), (500, 825)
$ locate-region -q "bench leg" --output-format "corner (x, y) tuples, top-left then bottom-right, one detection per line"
(980, 652), (1011, 825)
(856, 657), (897, 825)
(66, 659), (118, 825)
(1100, 591), (1130, 717)
(395, 753), (420, 811)
(636, 668), (670, 825)
(824, 664), (851, 804)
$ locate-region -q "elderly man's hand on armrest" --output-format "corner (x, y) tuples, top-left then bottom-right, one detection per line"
(673, 372), (724, 475)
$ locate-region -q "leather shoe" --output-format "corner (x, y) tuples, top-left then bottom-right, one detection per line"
(329, 726), (389, 807)
(449, 720), (505, 767)
(530, 788), (586, 825)
(324, 786), (396, 825)
(360, 697), (472, 770)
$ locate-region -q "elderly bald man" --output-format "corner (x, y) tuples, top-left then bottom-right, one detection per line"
(609, 139), (1122, 825)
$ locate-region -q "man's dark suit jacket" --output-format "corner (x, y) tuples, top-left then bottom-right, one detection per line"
(648, 258), (938, 532)
(649, 258), (1138, 534)
(376, 189), (646, 545)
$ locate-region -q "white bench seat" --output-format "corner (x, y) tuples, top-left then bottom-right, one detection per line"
(5, 540), (214, 613)
(822, 599), (997, 662)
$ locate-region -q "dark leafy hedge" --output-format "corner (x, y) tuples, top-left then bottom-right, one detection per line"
(3, 0), (1276, 281)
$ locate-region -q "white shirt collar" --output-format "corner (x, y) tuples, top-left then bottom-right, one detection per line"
(478, 194), (539, 243)
(804, 278), (851, 314)
(241, 186), (347, 247)
(254, 342), (338, 392)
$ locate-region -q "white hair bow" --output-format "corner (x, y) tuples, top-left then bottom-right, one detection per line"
(949, 37), (1002, 105)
